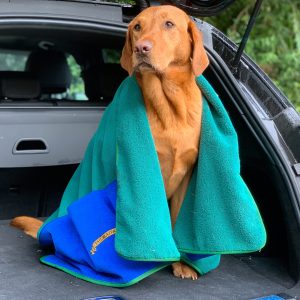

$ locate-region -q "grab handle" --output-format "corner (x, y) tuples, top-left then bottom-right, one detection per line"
(13, 138), (49, 154)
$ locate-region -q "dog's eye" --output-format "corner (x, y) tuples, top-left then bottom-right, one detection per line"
(134, 24), (141, 31)
(165, 21), (174, 28)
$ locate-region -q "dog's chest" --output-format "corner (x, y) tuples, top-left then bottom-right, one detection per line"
(148, 112), (201, 198)
(139, 74), (202, 198)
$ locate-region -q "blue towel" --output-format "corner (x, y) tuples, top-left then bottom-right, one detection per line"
(38, 75), (266, 286)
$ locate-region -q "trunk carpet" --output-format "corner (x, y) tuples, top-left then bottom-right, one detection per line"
(0, 220), (298, 300)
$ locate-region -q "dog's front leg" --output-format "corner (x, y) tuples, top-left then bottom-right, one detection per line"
(170, 170), (198, 280)
(172, 261), (198, 280)
(170, 169), (192, 228)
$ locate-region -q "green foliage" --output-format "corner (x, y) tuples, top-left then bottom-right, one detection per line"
(67, 55), (87, 100)
(0, 51), (27, 71)
(204, 0), (300, 112)
(102, 49), (121, 63)
(103, 0), (135, 4)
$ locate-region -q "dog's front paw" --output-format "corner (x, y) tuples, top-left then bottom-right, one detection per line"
(172, 262), (198, 280)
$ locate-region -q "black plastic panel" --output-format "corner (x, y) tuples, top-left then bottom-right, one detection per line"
(0, 164), (77, 219)
(1, 0), (123, 24)
(211, 29), (300, 164)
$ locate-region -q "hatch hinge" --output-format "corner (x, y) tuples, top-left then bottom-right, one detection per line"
(231, 0), (263, 75)
(292, 163), (300, 177)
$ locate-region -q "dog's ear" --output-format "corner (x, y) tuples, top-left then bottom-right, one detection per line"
(188, 20), (209, 76)
(120, 27), (133, 75)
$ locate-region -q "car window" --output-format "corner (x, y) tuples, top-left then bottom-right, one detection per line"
(102, 49), (121, 63)
(0, 49), (28, 71)
(65, 55), (88, 101)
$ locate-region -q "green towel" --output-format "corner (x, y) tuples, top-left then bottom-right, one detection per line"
(40, 75), (266, 263)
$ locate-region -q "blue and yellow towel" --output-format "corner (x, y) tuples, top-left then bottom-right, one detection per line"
(38, 75), (266, 287)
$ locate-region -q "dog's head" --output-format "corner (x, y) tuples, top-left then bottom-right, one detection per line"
(120, 5), (209, 76)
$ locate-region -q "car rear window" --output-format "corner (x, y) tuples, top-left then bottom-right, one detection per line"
(66, 55), (88, 101)
(0, 50), (28, 71)
(102, 48), (121, 63)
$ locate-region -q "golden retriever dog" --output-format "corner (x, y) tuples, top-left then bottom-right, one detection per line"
(11, 5), (209, 281)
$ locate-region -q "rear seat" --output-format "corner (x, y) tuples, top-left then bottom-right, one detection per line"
(1, 50), (127, 105)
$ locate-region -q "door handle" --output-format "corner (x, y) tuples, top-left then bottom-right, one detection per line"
(13, 138), (49, 154)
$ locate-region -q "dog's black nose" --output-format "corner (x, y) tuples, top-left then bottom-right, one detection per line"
(134, 40), (152, 55)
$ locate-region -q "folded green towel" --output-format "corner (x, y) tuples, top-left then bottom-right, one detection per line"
(173, 76), (267, 254)
(40, 75), (266, 264)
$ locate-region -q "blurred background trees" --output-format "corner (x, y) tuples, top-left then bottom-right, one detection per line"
(204, 0), (300, 111)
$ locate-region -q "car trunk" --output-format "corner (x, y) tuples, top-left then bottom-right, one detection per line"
(1, 63), (298, 299)
(1, 57), (298, 300)
(1, 1), (300, 299)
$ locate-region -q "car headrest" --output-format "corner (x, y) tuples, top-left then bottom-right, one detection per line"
(100, 63), (127, 100)
(0, 71), (40, 100)
(25, 49), (71, 94)
(81, 63), (102, 101)
(82, 63), (127, 102)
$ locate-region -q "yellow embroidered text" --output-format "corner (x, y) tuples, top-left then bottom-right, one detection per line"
(90, 228), (116, 255)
